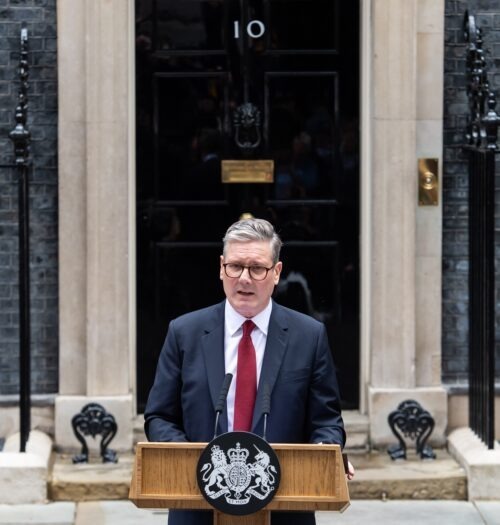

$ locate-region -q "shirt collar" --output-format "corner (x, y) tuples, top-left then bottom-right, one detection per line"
(224, 299), (273, 336)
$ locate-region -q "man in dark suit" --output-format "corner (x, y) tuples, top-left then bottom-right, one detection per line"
(145, 218), (352, 525)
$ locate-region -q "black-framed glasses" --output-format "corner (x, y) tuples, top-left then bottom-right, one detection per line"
(222, 263), (274, 281)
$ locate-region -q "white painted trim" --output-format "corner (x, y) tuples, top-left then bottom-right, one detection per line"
(359, 0), (372, 415)
(128, 0), (137, 413)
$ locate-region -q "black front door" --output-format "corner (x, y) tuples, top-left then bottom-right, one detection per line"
(136, 0), (360, 411)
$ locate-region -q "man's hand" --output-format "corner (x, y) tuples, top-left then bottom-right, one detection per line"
(342, 453), (355, 480)
(346, 460), (355, 480)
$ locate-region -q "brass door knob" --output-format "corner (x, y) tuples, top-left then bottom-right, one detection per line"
(418, 158), (439, 206)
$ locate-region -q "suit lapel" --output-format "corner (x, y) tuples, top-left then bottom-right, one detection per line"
(252, 302), (289, 430)
(201, 301), (228, 433)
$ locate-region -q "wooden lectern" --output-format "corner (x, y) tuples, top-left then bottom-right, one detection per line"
(129, 442), (350, 525)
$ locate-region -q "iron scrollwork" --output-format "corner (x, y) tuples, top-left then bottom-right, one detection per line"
(71, 403), (118, 464)
(464, 11), (500, 150)
(387, 400), (436, 460)
(233, 102), (262, 155)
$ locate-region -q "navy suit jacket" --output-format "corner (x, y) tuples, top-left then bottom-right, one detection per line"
(144, 300), (346, 525)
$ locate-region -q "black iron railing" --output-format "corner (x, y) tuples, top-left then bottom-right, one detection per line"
(0, 27), (31, 452)
(463, 12), (498, 449)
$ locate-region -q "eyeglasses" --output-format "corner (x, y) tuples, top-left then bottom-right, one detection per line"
(222, 263), (274, 281)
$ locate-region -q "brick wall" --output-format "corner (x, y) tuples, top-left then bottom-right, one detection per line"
(443, 0), (500, 384)
(0, 0), (58, 395)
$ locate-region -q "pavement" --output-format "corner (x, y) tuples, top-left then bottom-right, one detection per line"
(0, 500), (500, 525)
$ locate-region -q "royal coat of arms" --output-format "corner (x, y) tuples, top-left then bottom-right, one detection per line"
(197, 432), (281, 516)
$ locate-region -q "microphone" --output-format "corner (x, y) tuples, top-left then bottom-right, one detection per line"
(262, 383), (271, 441)
(213, 373), (233, 439)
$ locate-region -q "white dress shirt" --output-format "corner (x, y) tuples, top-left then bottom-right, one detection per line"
(224, 299), (272, 432)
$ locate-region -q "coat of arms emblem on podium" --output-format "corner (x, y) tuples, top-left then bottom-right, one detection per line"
(197, 432), (281, 515)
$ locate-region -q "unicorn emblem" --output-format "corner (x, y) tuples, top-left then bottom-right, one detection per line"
(246, 445), (278, 497)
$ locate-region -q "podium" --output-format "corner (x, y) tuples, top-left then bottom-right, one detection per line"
(129, 442), (350, 525)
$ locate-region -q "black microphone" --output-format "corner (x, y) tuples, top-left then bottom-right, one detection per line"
(213, 373), (233, 439)
(262, 383), (271, 441)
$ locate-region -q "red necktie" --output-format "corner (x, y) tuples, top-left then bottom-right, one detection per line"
(233, 320), (257, 431)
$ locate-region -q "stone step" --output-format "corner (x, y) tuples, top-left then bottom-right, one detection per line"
(347, 450), (467, 500)
(49, 449), (467, 502)
(49, 455), (133, 502)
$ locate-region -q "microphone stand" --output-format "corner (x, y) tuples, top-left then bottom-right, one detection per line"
(213, 373), (233, 439)
(262, 383), (271, 442)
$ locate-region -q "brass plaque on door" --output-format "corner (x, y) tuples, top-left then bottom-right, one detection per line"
(418, 158), (439, 206)
(221, 160), (274, 183)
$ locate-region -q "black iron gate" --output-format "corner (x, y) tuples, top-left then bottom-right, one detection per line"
(463, 12), (498, 449)
(0, 27), (32, 452)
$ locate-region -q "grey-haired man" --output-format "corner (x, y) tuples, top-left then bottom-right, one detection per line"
(145, 218), (353, 525)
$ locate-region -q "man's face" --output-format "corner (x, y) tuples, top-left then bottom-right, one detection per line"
(220, 240), (282, 318)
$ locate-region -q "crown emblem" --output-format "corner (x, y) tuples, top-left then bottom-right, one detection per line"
(227, 442), (249, 463)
